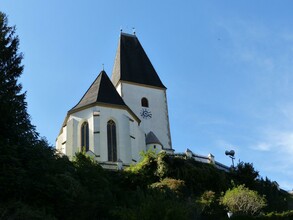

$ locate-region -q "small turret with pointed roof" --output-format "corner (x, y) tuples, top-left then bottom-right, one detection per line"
(112, 32), (166, 89)
(146, 131), (162, 146)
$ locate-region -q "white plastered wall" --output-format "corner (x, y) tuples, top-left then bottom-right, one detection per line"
(56, 105), (145, 164)
(56, 127), (65, 154)
(146, 143), (163, 154)
(117, 82), (172, 150)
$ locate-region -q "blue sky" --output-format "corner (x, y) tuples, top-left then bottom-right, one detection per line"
(2, 1), (293, 190)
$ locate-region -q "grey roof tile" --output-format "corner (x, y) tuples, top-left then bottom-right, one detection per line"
(146, 131), (162, 145)
(71, 70), (127, 111)
(111, 33), (166, 89)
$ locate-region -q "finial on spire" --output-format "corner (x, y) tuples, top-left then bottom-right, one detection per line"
(102, 63), (104, 71)
(120, 27), (123, 33)
(132, 27), (136, 35)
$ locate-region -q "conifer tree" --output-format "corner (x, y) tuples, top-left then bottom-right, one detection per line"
(0, 12), (37, 146)
(0, 12), (41, 213)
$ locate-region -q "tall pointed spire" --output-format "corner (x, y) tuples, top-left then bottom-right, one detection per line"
(111, 33), (166, 89)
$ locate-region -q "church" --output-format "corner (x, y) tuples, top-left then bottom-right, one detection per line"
(56, 32), (174, 169)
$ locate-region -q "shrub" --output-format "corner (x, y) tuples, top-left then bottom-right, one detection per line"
(221, 185), (267, 216)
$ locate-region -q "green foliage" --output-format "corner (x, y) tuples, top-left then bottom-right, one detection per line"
(155, 151), (169, 178)
(72, 152), (114, 219)
(150, 177), (186, 195)
(221, 210), (293, 220)
(197, 191), (216, 212)
(256, 177), (288, 212)
(111, 188), (191, 220)
(0, 12), (37, 146)
(232, 162), (260, 188)
(124, 150), (162, 188)
(196, 191), (225, 217)
(230, 162), (288, 212)
(0, 201), (56, 220)
(126, 149), (157, 174)
(221, 185), (267, 216)
(265, 210), (293, 219)
(119, 152), (195, 218)
(165, 155), (231, 195)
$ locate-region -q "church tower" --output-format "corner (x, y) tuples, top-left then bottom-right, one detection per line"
(111, 33), (173, 152)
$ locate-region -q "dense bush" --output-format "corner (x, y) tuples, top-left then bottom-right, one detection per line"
(221, 185), (267, 216)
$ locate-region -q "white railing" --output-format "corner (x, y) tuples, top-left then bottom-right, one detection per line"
(184, 148), (230, 172)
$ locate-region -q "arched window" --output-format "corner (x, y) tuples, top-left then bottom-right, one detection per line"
(81, 122), (89, 152)
(107, 120), (117, 162)
(141, 97), (149, 107)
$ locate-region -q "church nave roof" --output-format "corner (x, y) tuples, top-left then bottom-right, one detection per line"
(70, 70), (127, 111)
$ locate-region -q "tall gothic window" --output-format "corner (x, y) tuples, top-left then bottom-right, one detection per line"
(107, 120), (117, 162)
(81, 122), (89, 152)
(141, 97), (149, 107)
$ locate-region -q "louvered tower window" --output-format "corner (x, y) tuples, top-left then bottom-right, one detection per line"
(107, 120), (117, 162)
(81, 122), (89, 152)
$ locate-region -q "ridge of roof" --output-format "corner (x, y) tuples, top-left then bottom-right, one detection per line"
(111, 33), (166, 89)
(70, 70), (127, 111)
(120, 32), (136, 38)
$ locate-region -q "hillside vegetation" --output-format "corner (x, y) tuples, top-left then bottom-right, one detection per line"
(0, 11), (292, 219)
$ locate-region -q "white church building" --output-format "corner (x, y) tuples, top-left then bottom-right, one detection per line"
(56, 32), (174, 169)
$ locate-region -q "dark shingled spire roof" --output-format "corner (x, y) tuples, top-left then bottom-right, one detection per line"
(112, 33), (166, 89)
(146, 131), (162, 146)
(70, 70), (127, 111)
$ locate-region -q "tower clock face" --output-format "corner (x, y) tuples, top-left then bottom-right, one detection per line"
(140, 108), (152, 119)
